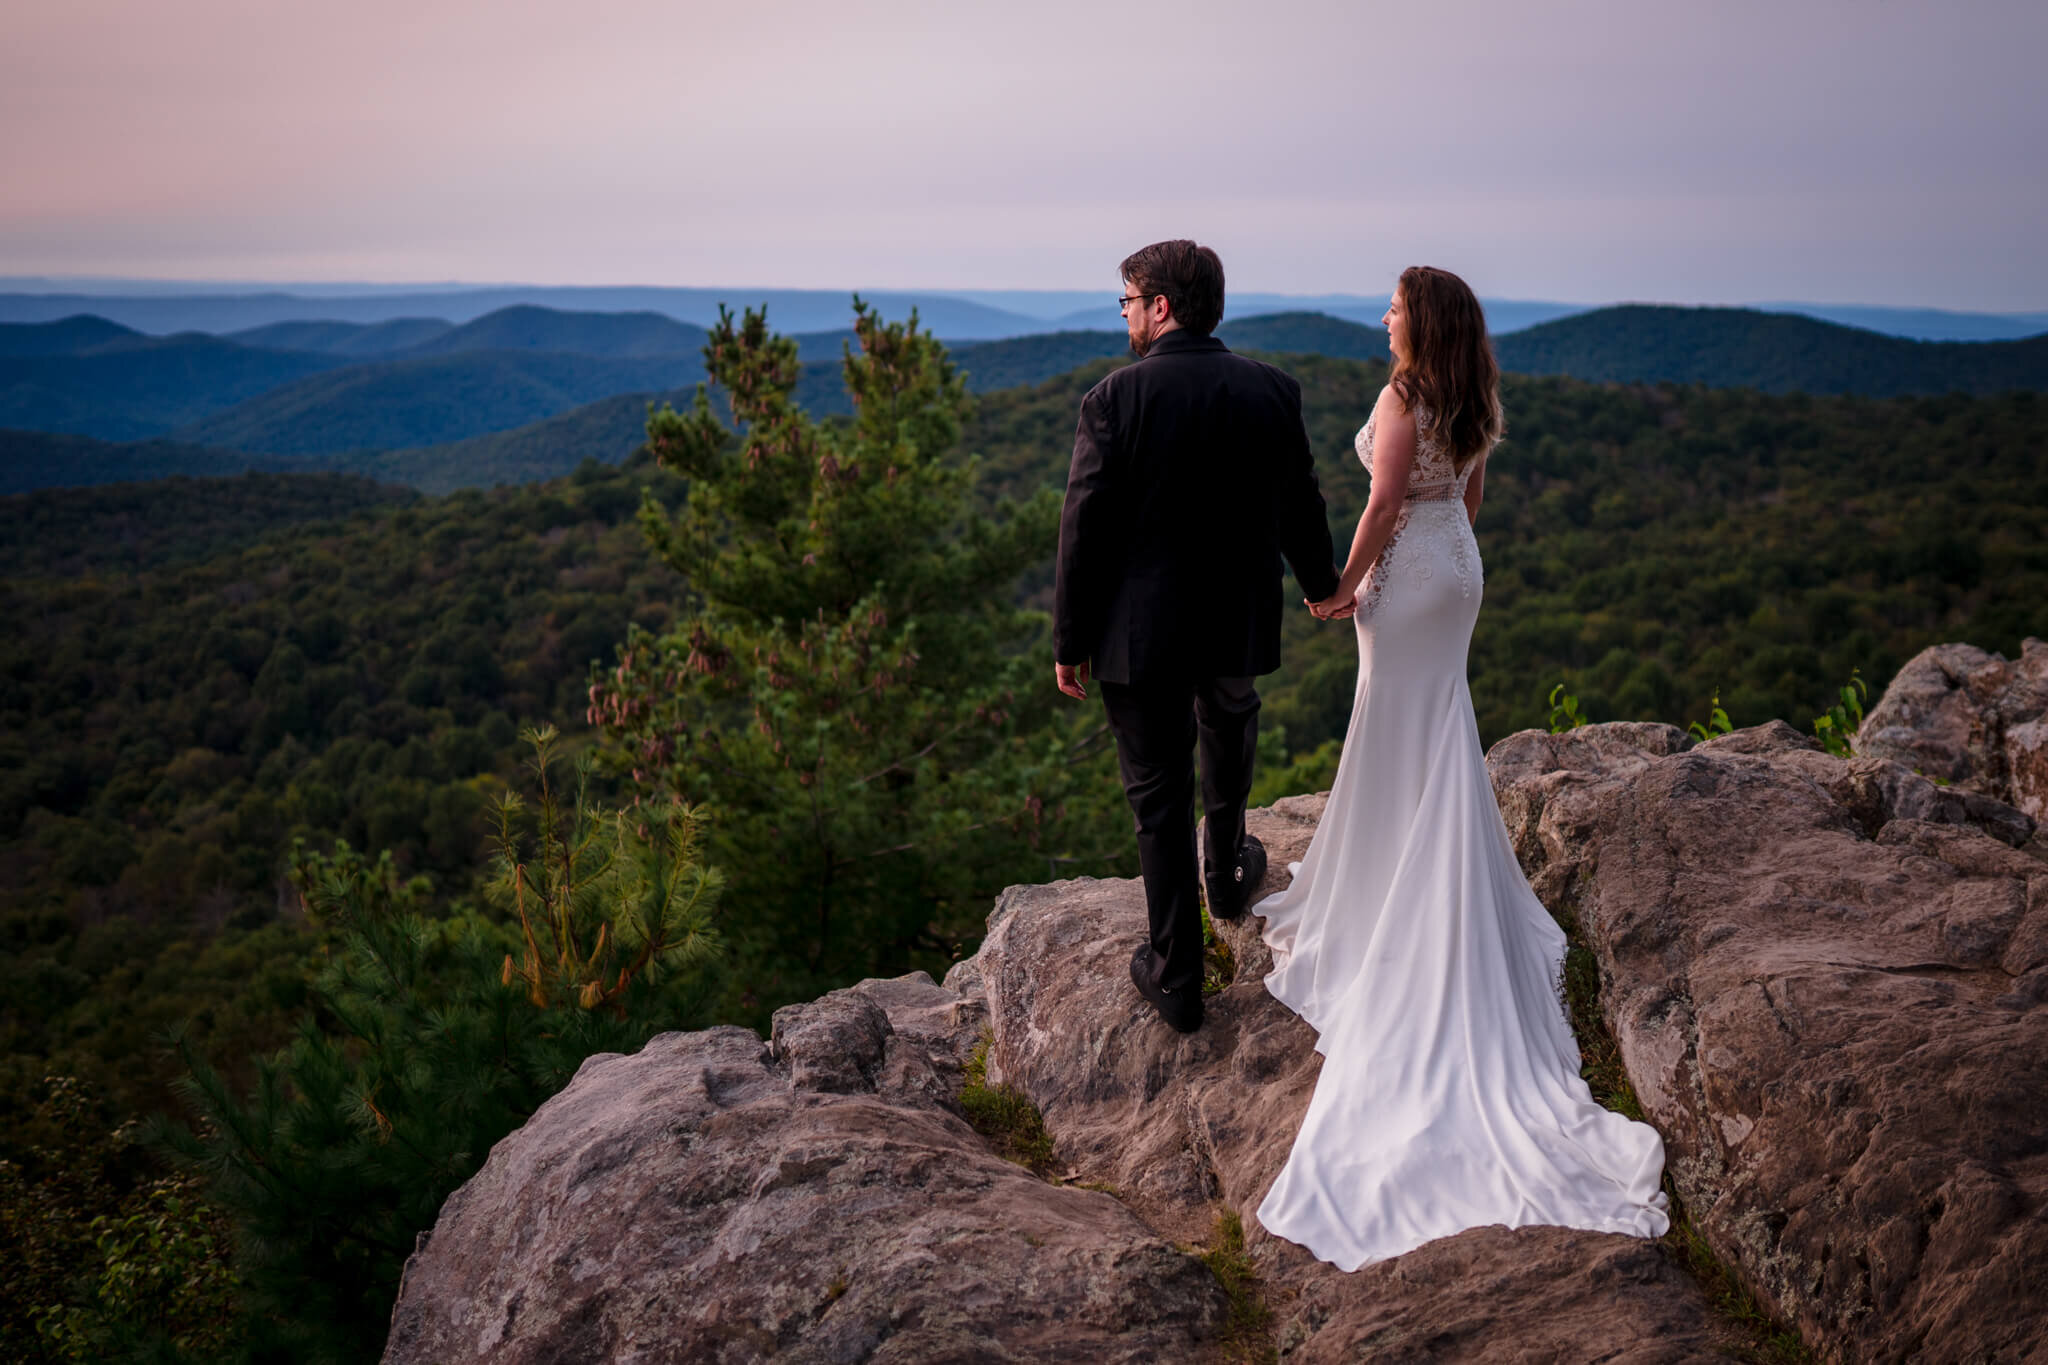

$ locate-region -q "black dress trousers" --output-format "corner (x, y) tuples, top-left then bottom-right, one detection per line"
(1098, 673), (1261, 995)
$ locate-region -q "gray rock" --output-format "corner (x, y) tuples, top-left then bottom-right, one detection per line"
(1858, 638), (2048, 824)
(383, 977), (1227, 1364)
(385, 644), (2048, 1365)
(975, 799), (1730, 1362)
(1489, 721), (2048, 1363)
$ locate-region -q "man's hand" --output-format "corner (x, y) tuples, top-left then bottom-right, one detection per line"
(1307, 592), (1357, 621)
(1055, 660), (1091, 700)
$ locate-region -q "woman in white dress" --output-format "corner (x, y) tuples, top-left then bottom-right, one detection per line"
(1252, 266), (1670, 1271)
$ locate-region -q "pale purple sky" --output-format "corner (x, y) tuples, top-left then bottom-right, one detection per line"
(2, 0), (2043, 308)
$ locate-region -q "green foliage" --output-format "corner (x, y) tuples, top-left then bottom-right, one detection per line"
(0, 459), (689, 1147)
(1688, 690), (1734, 742)
(592, 300), (1127, 1016)
(0, 429), (323, 497)
(1248, 736), (1343, 809)
(0, 335), (345, 442)
(32, 1178), (238, 1363)
(1811, 670), (1869, 758)
(173, 349), (697, 457)
(1, 1074), (235, 1365)
(1495, 304), (2048, 397)
(1548, 683), (1590, 733)
(153, 743), (724, 1363)
(1196, 1206), (1276, 1364)
(1200, 900), (1237, 998)
(490, 726), (723, 1013)
(960, 358), (2047, 762)
(2, 471), (413, 576)
(958, 1031), (1056, 1176)
(1219, 310), (1389, 362)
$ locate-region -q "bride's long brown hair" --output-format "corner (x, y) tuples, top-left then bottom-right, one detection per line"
(1389, 266), (1503, 469)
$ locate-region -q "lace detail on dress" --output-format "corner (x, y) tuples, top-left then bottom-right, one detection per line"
(1353, 407), (1482, 616)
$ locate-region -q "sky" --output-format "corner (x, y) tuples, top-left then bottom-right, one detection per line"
(2, 0), (2043, 309)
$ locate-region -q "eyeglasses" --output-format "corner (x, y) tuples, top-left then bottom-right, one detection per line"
(1117, 293), (1159, 311)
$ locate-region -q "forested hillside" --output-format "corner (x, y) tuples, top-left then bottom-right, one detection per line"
(963, 354), (2048, 755)
(4, 341), (2044, 1361)
(1, 472), (414, 577)
(0, 331), (348, 440)
(0, 428), (314, 495)
(224, 317), (456, 355)
(1495, 304), (2048, 395)
(169, 349), (700, 454)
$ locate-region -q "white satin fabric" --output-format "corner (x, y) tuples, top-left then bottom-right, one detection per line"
(1252, 414), (1670, 1272)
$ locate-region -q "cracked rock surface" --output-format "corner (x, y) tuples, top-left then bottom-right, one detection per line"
(383, 649), (2048, 1364)
(382, 975), (1228, 1364)
(1489, 719), (2047, 1363)
(1857, 637), (2048, 825)
(969, 793), (1730, 1364)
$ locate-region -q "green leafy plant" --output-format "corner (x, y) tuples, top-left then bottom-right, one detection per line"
(1196, 1206), (1276, 1363)
(1688, 690), (1734, 742)
(32, 1177), (238, 1363)
(156, 734), (725, 1363)
(958, 1031), (1056, 1176)
(1548, 683), (1590, 733)
(1811, 669), (1868, 758)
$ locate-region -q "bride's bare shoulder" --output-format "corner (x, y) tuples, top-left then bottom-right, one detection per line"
(1373, 383), (1417, 436)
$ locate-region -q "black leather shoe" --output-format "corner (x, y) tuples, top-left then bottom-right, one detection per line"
(1206, 833), (1267, 922)
(1130, 944), (1203, 1033)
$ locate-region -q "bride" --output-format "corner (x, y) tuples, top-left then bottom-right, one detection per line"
(1249, 266), (1670, 1270)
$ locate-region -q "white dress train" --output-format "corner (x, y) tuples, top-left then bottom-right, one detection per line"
(1252, 409), (1670, 1272)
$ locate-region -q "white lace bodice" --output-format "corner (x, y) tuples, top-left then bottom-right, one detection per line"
(1356, 405), (1476, 503)
(1353, 404), (1482, 615)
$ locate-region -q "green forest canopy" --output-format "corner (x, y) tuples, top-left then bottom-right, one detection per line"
(3, 349), (2044, 1176)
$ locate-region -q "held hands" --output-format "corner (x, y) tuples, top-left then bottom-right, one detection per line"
(1307, 591), (1358, 621)
(1055, 660), (1091, 700)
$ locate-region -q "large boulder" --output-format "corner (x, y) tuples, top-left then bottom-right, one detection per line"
(968, 795), (1732, 1363)
(382, 645), (2048, 1364)
(1857, 638), (2048, 824)
(382, 973), (1230, 1364)
(1488, 720), (2048, 1363)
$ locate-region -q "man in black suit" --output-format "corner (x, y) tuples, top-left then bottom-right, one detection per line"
(1054, 239), (1340, 1033)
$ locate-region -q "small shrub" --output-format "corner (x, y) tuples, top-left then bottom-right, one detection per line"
(1811, 670), (1867, 758)
(1688, 690), (1734, 742)
(1197, 1207), (1275, 1364)
(958, 1032), (1056, 1176)
(1548, 683), (1589, 733)
(1200, 901), (1237, 997)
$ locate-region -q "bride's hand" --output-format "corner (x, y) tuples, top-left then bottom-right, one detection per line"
(1307, 592), (1357, 621)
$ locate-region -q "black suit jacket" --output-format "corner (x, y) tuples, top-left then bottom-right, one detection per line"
(1053, 329), (1339, 686)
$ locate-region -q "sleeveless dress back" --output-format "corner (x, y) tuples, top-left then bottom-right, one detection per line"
(1252, 406), (1670, 1270)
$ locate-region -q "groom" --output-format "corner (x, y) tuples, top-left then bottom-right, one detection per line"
(1053, 239), (1340, 1033)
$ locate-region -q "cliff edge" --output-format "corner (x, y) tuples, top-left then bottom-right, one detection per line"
(383, 641), (2048, 1364)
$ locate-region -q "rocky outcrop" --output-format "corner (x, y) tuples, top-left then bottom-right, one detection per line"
(1857, 638), (2048, 824)
(385, 652), (2048, 1364)
(383, 975), (1231, 1363)
(969, 794), (1732, 1363)
(1489, 719), (2047, 1363)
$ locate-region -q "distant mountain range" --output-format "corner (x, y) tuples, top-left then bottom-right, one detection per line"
(5, 280), (2044, 343)
(0, 330), (346, 441)
(6, 300), (2047, 499)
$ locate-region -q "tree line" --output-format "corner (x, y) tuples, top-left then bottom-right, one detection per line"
(2, 314), (2044, 1361)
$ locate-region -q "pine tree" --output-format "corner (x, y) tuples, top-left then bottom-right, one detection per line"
(156, 732), (723, 1363)
(589, 300), (1127, 1016)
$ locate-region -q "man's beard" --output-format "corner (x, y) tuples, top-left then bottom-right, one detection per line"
(1128, 320), (1153, 359)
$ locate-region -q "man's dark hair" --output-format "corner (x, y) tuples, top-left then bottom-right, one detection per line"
(1120, 239), (1226, 336)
